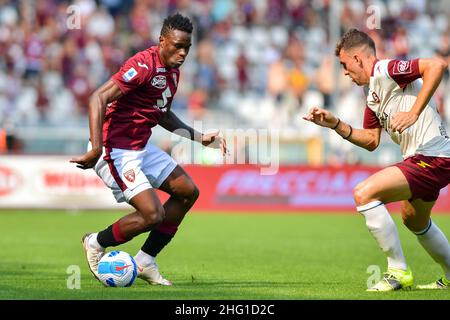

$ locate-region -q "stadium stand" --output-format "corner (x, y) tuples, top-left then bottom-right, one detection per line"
(0, 0), (449, 165)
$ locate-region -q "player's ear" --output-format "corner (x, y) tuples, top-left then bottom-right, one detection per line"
(159, 35), (165, 48)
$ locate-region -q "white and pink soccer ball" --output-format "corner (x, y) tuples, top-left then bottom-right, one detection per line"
(97, 250), (137, 287)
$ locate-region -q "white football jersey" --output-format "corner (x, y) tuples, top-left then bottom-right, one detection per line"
(364, 59), (450, 159)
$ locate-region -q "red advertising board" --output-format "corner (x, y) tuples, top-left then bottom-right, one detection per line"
(169, 165), (450, 213)
(0, 156), (448, 212)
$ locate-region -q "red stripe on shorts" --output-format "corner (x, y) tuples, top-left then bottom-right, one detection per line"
(104, 147), (128, 192)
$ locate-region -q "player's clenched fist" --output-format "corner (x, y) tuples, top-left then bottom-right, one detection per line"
(302, 107), (340, 129)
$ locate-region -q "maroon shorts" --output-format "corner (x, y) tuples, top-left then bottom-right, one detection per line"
(394, 154), (450, 202)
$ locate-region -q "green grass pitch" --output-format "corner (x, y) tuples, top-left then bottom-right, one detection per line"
(1, 210), (450, 300)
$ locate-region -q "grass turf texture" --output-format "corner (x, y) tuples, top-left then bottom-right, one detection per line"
(1, 210), (450, 300)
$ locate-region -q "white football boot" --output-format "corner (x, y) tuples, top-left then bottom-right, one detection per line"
(81, 233), (105, 281)
(137, 262), (173, 286)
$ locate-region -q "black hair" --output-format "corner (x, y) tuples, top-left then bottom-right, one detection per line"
(160, 13), (193, 37)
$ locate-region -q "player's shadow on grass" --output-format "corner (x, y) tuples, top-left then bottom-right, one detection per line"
(138, 279), (341, 287)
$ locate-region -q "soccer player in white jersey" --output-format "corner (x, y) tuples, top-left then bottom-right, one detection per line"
(304, 29), (450, 291)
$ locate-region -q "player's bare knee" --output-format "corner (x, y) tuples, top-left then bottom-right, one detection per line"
(177, 182), (199, 206)
(353, 182), (372, 206)
(189, 184), (200, 203)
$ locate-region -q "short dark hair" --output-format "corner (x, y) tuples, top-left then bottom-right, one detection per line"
(335, 29), (376, 56)
(160, 13), (193, 37)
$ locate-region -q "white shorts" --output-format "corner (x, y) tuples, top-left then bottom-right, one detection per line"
(89, 141), (177, 203)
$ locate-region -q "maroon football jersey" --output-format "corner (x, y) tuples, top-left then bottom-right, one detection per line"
(105, 46), (180, 150)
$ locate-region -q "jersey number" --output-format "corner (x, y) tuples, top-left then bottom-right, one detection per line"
(156, 87), (172, 112)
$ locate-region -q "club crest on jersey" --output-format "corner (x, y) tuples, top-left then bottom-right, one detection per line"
(123, 169), (135, 183)
(122, 68), (138, 82)
(393, 60), (411, 74)
(151, 75), (166, 89)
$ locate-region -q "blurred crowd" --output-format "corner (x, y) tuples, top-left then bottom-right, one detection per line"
(0, 0), (449, 161)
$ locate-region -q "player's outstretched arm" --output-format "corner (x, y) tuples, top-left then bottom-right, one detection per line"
(302, 106), (339, 128)
(159, 111), (228, 156)
(159, 110), (202, 141)
(303, 107), (382, 151)
(70, 80), (123, 169)
(391, 57), (448, 133)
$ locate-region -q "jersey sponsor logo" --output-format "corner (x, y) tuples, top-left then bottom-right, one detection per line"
(392, 60), (411, 75)
(122, 67), (138, 82)
(377, 111), (389, 131)
(157, 67), (166, 73)
(416, 160), (432, 169)
(439, 124), (449, 139)
(151, 75), (166, 89)
(137, 62), (149, 70)
(371, 91), (380, 103)
(123, 169), (135, 183)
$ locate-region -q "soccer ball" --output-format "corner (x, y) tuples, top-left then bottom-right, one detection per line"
(97, 250), (137, 287)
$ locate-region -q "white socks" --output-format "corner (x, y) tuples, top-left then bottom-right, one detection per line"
(134, 250), (155, 267)
(357, 201), (408, 271)
(88, 233), (104, 251)
(415, 220), (450, 280)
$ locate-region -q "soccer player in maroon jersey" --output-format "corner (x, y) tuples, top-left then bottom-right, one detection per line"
(304, 29), (450, 291)
(70, 13), (227, 286)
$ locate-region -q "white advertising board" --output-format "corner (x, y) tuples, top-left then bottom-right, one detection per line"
(0, 156), (130, 209)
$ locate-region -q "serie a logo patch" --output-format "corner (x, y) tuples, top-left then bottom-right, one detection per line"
(122, 68), (138, 82)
